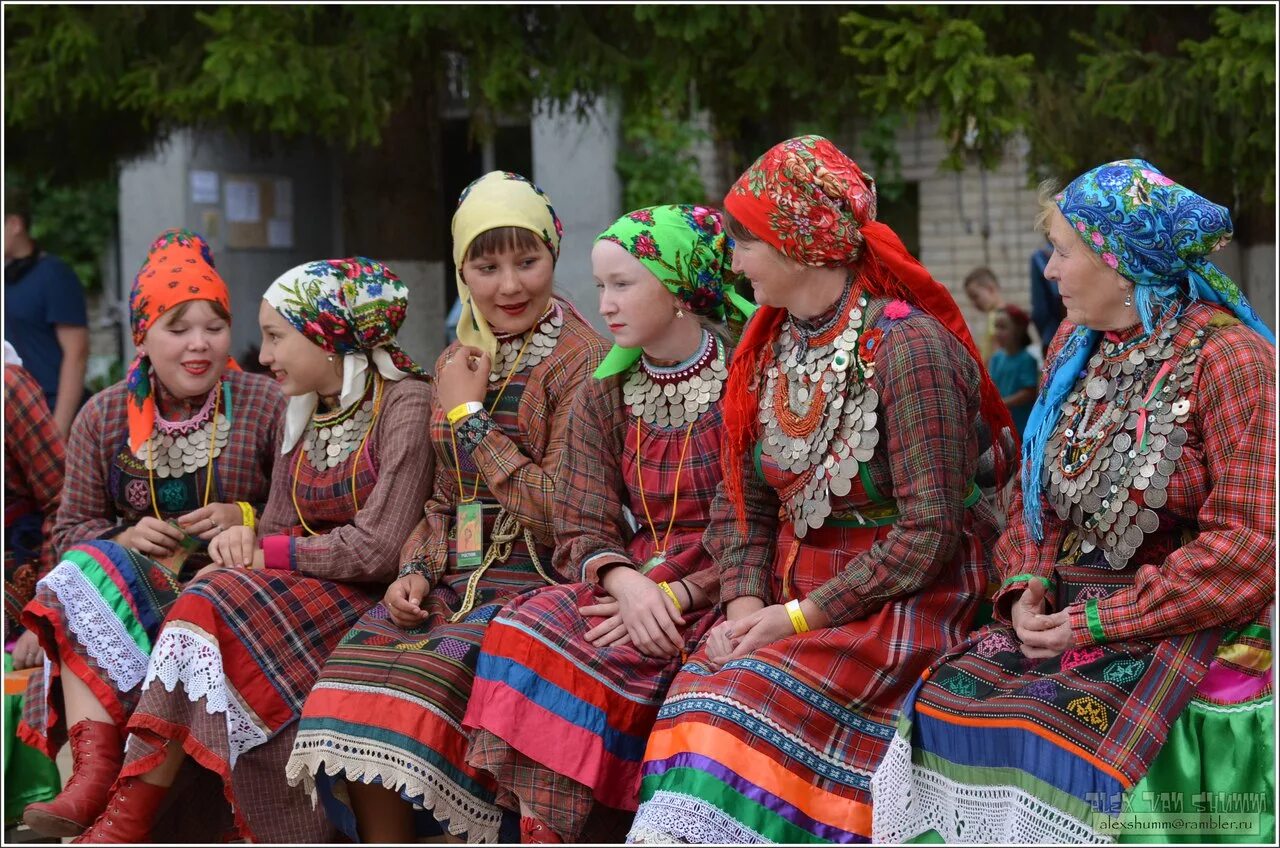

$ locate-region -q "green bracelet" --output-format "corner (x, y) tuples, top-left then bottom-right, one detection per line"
(1000, 573), (1054, 592)
(1084, 599), (1107, 643)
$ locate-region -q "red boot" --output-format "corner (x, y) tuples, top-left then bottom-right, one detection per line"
(521, 816), (565, 844)
(72, 777), (168, 844)
(23, 719), (124, 837)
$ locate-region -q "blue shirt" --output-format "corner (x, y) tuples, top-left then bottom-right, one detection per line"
(3, 253), (88, 408)
(988, 347), (1039, 437)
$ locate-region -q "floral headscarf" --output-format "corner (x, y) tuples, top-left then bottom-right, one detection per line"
(263, 257), (425, 453)
(1021, 159), (1275, 540)
(720, 135), (1017, 524)
(125, 228), (237, 453)
(451, 171), (563, 358)
(593, 205), (756, 378)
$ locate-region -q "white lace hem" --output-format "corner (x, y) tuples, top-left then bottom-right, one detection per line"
(286, 729), (503, 843)
(627, 791), (769, 844)
(870, 731), (1111, 844)
(39, 562), (151, 692)
(141, 626), (268, 768)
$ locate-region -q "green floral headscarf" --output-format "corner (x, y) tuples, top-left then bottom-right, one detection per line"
(593, 205), (756, 378)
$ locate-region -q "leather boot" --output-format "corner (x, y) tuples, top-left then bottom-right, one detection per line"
(521, 816), (565, 844)
(72, 776), (168, 844)
(23, 719), (124, 837)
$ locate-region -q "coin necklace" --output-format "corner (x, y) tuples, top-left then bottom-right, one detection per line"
(146, 380), (223, 519)
(137, 380), (231, 480)
(622, 329), (727, 428)
(758, 279), (881, 537)
(303, 370), (377, 471)
(291, 373), (385, 536)
(1043, 304), (1202, 569)
(490, 301), (562, 384)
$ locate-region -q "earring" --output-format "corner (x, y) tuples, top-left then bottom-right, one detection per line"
(1123, 289), (1133, 308)
(327, 354), (335, 362)
(675, 306), (686, 320)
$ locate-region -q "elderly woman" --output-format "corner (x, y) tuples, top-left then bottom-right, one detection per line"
(19, 230), (284, 839)
(71, 258), (434, 843)
(626, 136), (1015, 844)
(284, 172), (608, 844)
(462, 205), (755, 843)
(871, 160), (1275, 844)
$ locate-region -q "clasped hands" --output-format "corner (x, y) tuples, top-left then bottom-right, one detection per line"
(1011, 578), (1073, 657)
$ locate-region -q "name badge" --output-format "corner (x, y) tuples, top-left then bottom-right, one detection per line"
(456, 502), (485, 568)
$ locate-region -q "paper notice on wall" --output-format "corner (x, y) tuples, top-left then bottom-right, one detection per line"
(273, 179), (294, 220)
(267, 218), (294, 249)
(190, 170), (219, 204)
(225, 179), (261, 223)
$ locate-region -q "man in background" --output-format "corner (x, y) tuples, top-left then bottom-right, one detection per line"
(4, 187), (90, 437)
(1028, 239), (1063, 355)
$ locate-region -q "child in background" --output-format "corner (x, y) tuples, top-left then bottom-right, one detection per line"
(988, 304), (1038, 437)
(962, 267), (1005, 361)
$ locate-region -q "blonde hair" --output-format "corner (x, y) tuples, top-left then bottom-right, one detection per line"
(1033, 177), (1060, 235)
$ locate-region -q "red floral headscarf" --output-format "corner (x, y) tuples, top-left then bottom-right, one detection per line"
(125, 229), (237, 453)
(720, 136), (1016, 523)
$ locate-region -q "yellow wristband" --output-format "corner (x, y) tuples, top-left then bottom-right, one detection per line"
(447, 401), (484, 425)
(237, 501), (256, 531)
(658, 581), (683, 614)
(785, 598), (810, 634)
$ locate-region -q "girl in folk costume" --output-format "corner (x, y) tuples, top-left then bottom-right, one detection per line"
(463, 205), (757, 843)
(285, 172), (608, 843)
(19, 229), (283, 839)
(871, 161), (1276, 844)
(627, 136), (1016, 844)
(70, 258), (434, 843)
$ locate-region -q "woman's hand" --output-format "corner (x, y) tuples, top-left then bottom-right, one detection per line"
(209, 525), (257, 569)
(580, 595), (632, 649)
(177, 503), (244, 541)
(600, 567), (686, 658)
(385, 573), (431, 629)
(116, 517), (185, 557)
(718, 603), (795, 665)
(1012, 580), (1073, 658)
(436, 346), (492, 413)
(11, 629), (44, 669)
(704, 619), (740, 669)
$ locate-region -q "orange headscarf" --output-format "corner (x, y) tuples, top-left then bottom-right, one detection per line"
(125, 228), (237, 452)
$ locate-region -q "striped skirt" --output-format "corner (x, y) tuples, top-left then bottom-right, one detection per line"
(287, 526), (555, 843)
(463, 577), (720, 840)
(19, 541), (181, 758)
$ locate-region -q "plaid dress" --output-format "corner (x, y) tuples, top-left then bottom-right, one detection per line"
(4, 363), (64, 638)
(629, 298), (1000, 844)
(464, 365), (726, 841)
(286, 308), (607, 843)
(17, 371), (283, 760)
(871, 303), (1276, 844)
(116, 376), (434, 843)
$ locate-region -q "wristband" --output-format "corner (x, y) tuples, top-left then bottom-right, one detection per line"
(785, 598), (810, 634)
(658, 581), (683, 614)
(447, 401), (485, 425)
(237, 501), (256, 531)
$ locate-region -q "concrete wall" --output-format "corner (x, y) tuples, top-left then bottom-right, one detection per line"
(531, 95), (622, 333)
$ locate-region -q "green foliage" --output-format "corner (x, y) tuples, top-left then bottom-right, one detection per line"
(615, 102), (710, 210)
(6, 172), (116, 292)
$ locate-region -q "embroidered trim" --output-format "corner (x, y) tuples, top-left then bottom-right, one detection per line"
(287, 728), (503, 843)
(870, 733), (1108, 844)
(141, 626), (269, 768)
(40, 563), (151, 692)
(627, 790), (769, 844)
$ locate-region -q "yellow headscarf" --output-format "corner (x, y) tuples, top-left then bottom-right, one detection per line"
(450, 171), (564, 357)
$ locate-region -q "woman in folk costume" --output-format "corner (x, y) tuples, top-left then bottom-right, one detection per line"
(871, 161), (1276, 844)
(462, 205), (756, 843)
(18, 229), (283, 839)
(70, 258), (434, 843)
(626, 136), (1017, 845)
(285, 171), (608, 843)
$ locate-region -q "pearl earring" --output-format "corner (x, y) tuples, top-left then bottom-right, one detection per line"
(1123, 289), (1133, 308)
(327, 354), (335, 362)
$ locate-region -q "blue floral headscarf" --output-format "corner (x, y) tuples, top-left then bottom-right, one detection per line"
(1021, 160), (1275, 540)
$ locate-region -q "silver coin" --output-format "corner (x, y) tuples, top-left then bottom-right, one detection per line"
(1135, 509), (1159, 533)
(1163, 443), (1184, 462)
(167, 445), (182, 460)
(1143, 486), (1168, 509)
(1112, 432), (1132, 453)
(1086, 377), (1109, 400)
(1128, 349), (1146, 366)
(1167, 428), (1188, 447)
(1123, 524), (1144, 549)
(326, 443), (342, 458)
